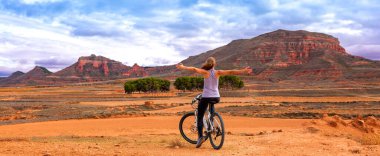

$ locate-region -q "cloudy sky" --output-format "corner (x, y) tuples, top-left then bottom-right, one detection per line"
(0, 0), (379, 76)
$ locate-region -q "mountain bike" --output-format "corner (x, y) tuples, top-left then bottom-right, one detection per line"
(179, 94), (225, 150)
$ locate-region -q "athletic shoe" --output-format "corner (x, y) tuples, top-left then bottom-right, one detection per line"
(196, 136), (206, 148)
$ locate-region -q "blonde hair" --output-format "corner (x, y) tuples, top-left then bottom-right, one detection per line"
(201, 57), (216, 70)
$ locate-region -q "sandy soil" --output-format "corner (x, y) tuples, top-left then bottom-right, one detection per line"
(254, 96), (380, 102)
(0, 116), (379, 156)
(1, 83), (380, 155)
(145, 101), (278, 114)
(79, 97), (261, 107)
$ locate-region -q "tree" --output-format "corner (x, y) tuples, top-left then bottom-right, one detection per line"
(174, 77), (186, 91)
(124, 77), (171, 94)
(219, 75), (244, 90)
(160, 79), (170, 92)
(174, 76), (244, 91)
(174, 77), (204, 91)
(124, 82), (136, 94)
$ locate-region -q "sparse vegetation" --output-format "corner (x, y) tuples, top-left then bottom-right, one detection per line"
(359, 134), (380, 145)
(327, 121), (338, 128)
(1, 81), (380, 155)
(349, 149), (361, 154)
(174, 75), (244, 91)
(168, 139), (184, 148)
(124, 77), (170, 94)
(174, 76), (203, 91)
(219, 75), (244, 90)
(0, 137), (29, 142)
(306, 127), (320, 133)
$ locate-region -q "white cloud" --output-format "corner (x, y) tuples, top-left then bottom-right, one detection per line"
(304, 12), (363, 36)
(346, 44), (380, 60)
(1, 0), (380, 76)
(0, 12), (185, 73)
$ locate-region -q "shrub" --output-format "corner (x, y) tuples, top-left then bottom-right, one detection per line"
(219, 75), (244, 90)
(174, 75), (244, 91)
(124, 83), (136, 94)
(174, 77), (203, 91)
(359, 134), (380, 145)
(124, 77), (170, 94)
(168, 139), (184, 148)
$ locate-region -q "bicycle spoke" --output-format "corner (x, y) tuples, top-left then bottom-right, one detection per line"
(209, 113), (224, 150)
(179, 112), (198, 144)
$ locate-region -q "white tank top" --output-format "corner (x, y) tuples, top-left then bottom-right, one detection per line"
(202, 69), (220, 97)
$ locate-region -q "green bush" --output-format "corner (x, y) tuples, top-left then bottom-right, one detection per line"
(219, 75), (244, 90)
(124, 77), (170, 94)
(124, 82), (136, 94)
(174, 75), (244, 91)
(174, 77), (203, 91)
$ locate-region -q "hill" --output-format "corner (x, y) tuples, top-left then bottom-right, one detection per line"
(180, 29), (380, 81)
(1, 29), (379, 86)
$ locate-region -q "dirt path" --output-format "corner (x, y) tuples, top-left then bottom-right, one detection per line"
(145, 102), (278, 114)
(0, 116), (305, 137)
(0, 116), (378, 155)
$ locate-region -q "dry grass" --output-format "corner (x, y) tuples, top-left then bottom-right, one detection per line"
(365, 116), (379, 127)
(125, 92), (177, 98)
(332, 115), (348, 126)
(0, 137), (29, 142)
(144, 101), (154, 109)
(241, 133), (255, 136)
(351, 119), (375, 133)
(306, 127), (320, 133)
(168, 139), (185, 148)
(315, 115), (380, 145)
(349, 149), (361, 154)
(254, 96), (380, 102)
(359, 134), (380, 145)
(327, 121), (338, 128)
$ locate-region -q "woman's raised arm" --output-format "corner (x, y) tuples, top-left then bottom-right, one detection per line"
(176, 63), (209, 76)
(216, 67), (252, 76)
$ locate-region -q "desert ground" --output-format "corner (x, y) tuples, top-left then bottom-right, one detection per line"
(0, 79), (380, 155)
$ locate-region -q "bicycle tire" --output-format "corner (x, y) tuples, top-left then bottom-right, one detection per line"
(209, 112), (225, 150)
(179, 112), (198, 144)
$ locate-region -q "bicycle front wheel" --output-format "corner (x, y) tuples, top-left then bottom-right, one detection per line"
(179, 112), (198, 144)
(209, 112), (225, 150)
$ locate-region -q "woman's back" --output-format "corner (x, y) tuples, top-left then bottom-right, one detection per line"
(175, 57), (251, 148)
(202, 69), (220, 98)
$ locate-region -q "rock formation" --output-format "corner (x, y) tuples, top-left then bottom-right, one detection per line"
(1, 29), (379, 86)
(1, 66), (52, 85)
(181, 29), (380, 81)
(54, 54), (129, 79)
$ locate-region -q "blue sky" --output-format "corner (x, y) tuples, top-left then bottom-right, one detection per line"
(0, 0), (379, 76)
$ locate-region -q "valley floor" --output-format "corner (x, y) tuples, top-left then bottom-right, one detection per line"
(1, 116), (379, 156)
(0, 81), (380, 155)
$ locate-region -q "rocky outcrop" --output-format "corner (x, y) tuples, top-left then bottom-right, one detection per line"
(54, 54), (130, 80)
(0, 66), (52, 85)
(1, 29), (379, 86)
(122, 63), (147, 77)
(0, 71), (24, 84)
(249, 30), (346, 67)
(8, 71), (25, 79)
(43, 55), (173, 84)
(181, 29), (380, 81)
(76, 54), (112, 76)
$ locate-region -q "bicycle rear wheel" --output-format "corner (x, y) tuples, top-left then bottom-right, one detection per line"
(179, 112), (198, 144)
(209, 112), (225, 150)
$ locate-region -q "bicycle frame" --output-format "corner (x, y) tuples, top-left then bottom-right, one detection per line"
(180, 93), (225, 149)
(193, 100), (219, 134)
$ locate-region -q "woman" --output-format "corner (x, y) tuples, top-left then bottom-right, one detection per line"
(176, 57), (252, 148)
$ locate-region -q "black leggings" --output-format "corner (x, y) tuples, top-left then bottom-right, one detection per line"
(197, 97), (220, 138)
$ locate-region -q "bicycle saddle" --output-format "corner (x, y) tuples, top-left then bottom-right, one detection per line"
(208, 101), (218, 105)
